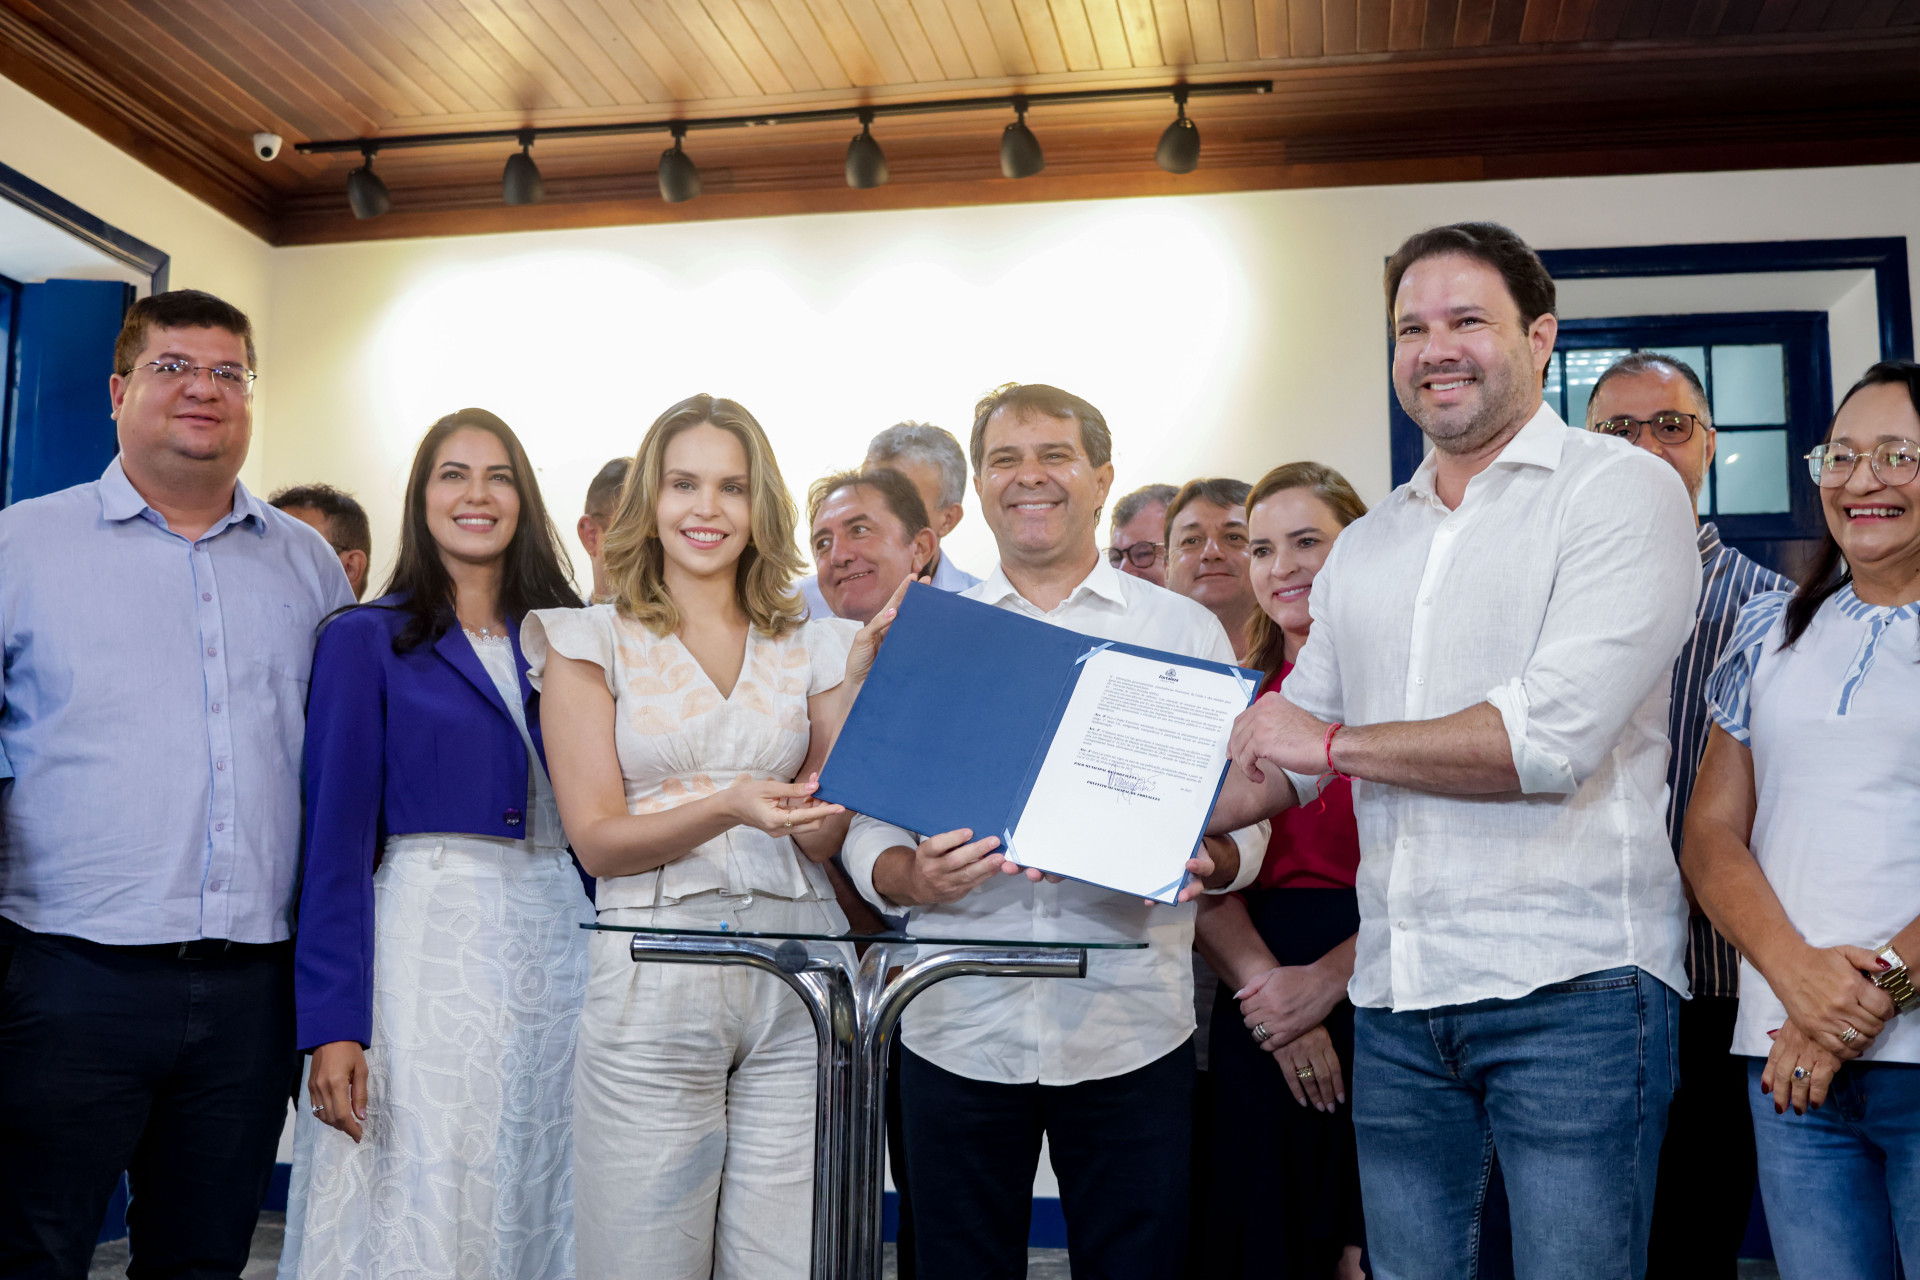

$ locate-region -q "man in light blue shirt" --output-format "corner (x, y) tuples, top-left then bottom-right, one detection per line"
(0, 289), (353, 1278)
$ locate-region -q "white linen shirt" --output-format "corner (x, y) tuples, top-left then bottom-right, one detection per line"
(842, 557), (1268, 1086)
(1281, 404), (1699, 1012)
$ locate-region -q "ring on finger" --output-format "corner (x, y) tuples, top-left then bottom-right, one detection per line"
(1296, 1066), (1315, 1081)
(311, 1104), (325, 1116)
(1251, 1023), (1271, 1044)
(1840, 1024), (1860, 1046)
(1792, 1065), (1811, 1080)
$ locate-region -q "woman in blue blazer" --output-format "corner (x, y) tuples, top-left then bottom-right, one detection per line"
(281, 409), (589, 1280)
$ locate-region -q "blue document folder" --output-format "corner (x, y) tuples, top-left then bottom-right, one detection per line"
(817, 583), (1260, 901)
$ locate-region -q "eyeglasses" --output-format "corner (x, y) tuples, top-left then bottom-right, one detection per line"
(125, 358), (257, 397)
(1589, 412), (1700, 445)
(1107, 541), (1164, 568)
(1805, 439), (1920, 489)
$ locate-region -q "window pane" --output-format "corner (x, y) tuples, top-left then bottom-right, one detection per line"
(1545, 352), (1564, 419)
(1710, 345), (1786, 425)
(1714, 429), (1791, 514)
(1698, 475), (1711, 518)
(1564, 348), (1630, 427)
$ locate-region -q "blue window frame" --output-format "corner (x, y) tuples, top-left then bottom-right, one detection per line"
(1552, 311), (1831, 547)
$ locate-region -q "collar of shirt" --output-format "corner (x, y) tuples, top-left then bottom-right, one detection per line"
(1836, 581), (1920, 624)
(972, 553), (1128, 614)
(98, 455), (267, 540)
(1697, 521), (1723, 564)
(1403, 401), (1568, 511)
(928, 549), (980, 593)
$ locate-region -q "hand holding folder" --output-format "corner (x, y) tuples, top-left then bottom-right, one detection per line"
(818, 584), (1260, 904)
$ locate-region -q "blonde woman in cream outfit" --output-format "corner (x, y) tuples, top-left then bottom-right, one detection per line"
(527, 394), (897, 1279)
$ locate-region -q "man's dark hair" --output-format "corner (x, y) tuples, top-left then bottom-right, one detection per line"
(584, 457), (631, 522)
(269, 483), (372, 556)
(1111, 483), (1178, 532)
(1164, 477), (1252, 544)
(1586, 352), (1712, 428)
(969, 383), (1113, 473)
(1383, 222), (1556, 332)
(114, 289), (257, 376)
(807, 466), (930, 537)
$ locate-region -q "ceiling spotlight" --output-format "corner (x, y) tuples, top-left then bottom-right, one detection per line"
(1155, 89), (1200, 175)
(502, 130), (544, 205)
(846, 110), (889, 189)
(1000, 99), (1044, 180)
(658, 126), (702, 203)
(346, 145), (390, 220)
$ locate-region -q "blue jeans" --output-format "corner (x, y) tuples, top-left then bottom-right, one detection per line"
(1353, 966), (1680, 1280)
(1748, 1057), (1920, 1280)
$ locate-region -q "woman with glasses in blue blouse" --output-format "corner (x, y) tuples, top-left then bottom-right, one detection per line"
(1682, 360), (1920, 1280)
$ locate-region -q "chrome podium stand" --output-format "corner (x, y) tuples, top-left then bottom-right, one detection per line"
(586, 924), (1143, 1280)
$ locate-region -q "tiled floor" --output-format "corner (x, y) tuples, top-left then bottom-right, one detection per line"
(883, 1244), (1071, 1278)
(89, 1215), (1777, 1279)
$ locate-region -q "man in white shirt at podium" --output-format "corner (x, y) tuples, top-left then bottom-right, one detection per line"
(843, 382), (1269, 1280)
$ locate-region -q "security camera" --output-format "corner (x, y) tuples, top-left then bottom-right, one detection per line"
(252, 132), (284, 162)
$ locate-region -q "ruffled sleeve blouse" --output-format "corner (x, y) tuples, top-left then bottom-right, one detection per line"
(523, 603), (858, 910)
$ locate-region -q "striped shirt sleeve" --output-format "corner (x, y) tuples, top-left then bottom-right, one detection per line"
(1705, 589), (1793, 745)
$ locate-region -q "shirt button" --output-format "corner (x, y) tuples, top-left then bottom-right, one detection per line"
(208, 881), (225, 893)
(214, 822), (225, 832)
(206, 646), (217, 657)
(210, 703), (221, 714)
(1399, 838), (1410, 849)
(1415, 675), (1426, 685)
(1421, 597), (1432, 606)
(202, 592), (212, 602)
(216, 761), (227, 771)
(1396, 920), (1407, 930)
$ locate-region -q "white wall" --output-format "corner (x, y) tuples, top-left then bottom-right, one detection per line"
(0, 77), (275, 488)
(260, 163), (1920, 588)
(4, 63), (1916, 583)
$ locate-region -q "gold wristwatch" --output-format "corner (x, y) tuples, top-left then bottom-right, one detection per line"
(1873, 945), (1920, 1016)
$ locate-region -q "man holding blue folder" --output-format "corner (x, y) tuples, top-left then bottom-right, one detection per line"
(843, 382), (1269, 1280)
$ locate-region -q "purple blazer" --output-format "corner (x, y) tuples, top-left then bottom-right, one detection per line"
(294, 595), (559, 1050)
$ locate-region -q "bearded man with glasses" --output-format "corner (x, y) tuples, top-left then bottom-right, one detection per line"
(1586, 352), (1792, 1280)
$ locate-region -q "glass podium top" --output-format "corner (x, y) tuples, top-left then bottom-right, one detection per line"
(583, 923), (1145, 950)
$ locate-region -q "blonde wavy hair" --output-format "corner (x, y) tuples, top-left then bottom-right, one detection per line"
(601, 394), (807, 638)
(1242, 461), (1368, 677)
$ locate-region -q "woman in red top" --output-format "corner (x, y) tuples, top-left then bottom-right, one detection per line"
(1197, 462), (1368, 1280)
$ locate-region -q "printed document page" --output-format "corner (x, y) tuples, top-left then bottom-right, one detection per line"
(1008, 648), (1248, 902)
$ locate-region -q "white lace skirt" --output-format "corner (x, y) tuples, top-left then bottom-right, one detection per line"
(281, 836), (593, 1280)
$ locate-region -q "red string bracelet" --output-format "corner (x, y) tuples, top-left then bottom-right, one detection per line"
(1323, 722), (1351, 781)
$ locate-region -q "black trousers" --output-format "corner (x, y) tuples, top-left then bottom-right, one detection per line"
(0, 920), (296, 1280)
(1645, 994), (1757, 1280)
(887, 1037), (915, 1280)
(901, 1039), (1194, 1280)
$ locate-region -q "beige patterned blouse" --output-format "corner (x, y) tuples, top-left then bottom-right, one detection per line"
(523, 604), (857, 909)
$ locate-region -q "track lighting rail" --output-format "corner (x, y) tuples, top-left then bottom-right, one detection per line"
(295, 81), (1271, 156)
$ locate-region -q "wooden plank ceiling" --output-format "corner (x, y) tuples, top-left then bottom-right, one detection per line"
(2, 0), (1916, 244)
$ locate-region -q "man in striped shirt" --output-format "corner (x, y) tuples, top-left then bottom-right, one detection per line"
(1586, 352), (1792, 1280)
